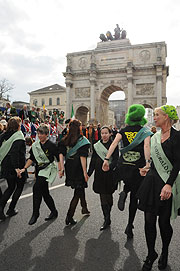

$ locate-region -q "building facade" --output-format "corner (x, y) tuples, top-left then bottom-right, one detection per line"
(28, 84), (66, 115)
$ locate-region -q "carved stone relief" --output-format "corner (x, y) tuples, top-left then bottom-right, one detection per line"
(79, 57), (88, 69)
(75, 88), (90, 98)
(136, 83), (154, 95)
(139, 50), (150, 62)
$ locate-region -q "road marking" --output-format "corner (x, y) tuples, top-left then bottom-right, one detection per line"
(7, 183), (65, 203)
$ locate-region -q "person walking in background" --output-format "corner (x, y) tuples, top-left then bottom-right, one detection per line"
(29, 106), (37, 123)
(19, 104), (29, 122)
(4, 102), (17, 121)
(102, 104), (152, 239)
(137, 105), (180, 271)
(88, 126), (119, 230)
(92, 124), (101, 145)
(20, 124), (60, 225)
(59, 119), (90, 225)
(0, 117), (26, 220)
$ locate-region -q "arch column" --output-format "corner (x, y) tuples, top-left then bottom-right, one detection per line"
(65, 81), (72, 119)
(126, 63), (133, 108)
(156, 65), (163, 107)
(90, 70), (97, 121)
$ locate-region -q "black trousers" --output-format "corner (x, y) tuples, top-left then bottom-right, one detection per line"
(32, 176), (56, 216)
(0, 173), (26, 210)
(144, 198), (173, 257)
(100, 193), (113, 207)
(67, 188), (87, 218)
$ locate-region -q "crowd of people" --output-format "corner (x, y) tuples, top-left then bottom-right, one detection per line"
(0, 102), (180, 271)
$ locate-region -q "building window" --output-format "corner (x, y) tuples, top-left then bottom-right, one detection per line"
(33, 99), (37, 106)
(49, 98), (52, 106)
(57, 97), (60, 105)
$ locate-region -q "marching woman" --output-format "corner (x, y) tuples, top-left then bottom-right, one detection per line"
(102, 104), (152, 238)
(137, 105), (180, 271)
(59, 119), (90, 225)
(20, 124), (60, 225)
(87, 126), (119, 230)
(0, 117), (26, 220)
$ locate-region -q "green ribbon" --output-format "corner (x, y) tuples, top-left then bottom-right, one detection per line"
(65, 136), (90, 160)
(32, 140), (57, 184)
(93, 140), (112, 164)
(151, 131), (180, 220)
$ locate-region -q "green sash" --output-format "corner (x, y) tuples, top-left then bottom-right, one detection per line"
(120, 127), (153, 155)
(65, 136), (90, 160)
(0, 131), (25, 173)
(93, 140), (112, 164)
(151, 131), (180, 220)
(32, 140), (57, 184)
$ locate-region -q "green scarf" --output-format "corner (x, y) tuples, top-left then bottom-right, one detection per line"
(120, 127), (152, 155)
(151, 131), (180, 220)
(32, 140), (57, 184)
(65, 136), (90, 160)
(94, 140), (112, 164)
(0, 131), (25, 173)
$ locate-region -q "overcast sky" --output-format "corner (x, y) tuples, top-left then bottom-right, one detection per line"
(0, 0), (180, 106)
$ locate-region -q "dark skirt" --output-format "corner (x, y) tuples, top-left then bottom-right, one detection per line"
(136, 168), (172, 215)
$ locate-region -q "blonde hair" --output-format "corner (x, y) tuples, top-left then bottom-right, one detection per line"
(154, 107), (178, 125)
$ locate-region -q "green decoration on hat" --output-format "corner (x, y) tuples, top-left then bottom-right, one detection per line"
(125, 104), (147, 126)
(161, 105), (179, 121)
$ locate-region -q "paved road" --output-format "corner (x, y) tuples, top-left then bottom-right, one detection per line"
(0, 166), (180, 271)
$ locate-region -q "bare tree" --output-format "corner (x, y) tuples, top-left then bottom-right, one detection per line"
(0, 78), (14, 99)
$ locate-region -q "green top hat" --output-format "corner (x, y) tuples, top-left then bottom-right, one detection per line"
(125, 104), (147, 126)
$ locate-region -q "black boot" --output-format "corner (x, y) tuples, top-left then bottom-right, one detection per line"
(6, 209), (18, 217)
(28, 214), (39, 225)
(65, 215), (77, 225)
(100, 205), (111, 231)
(142, 252), (158, 271)
(158, 252), (168, 270)
(125, 224), (134, 239)
(45, 210), (58, 221)
(118, 191), (127, 211)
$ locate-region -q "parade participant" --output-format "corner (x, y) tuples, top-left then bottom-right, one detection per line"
(59, 119), (90, 225)
(4, 102), (17, 121)
(92, 124), (101, 145)
(0, 118), (7, 131)
(21, 118), (31, 138)
(19, 104), (29, 122)
(20, 124), (60, 225)
(137, 105), (180, 271)
(0, 117), (26, 220)
(31, 119), (39, 141)
(102, 104), (152, 238)
(29, 106), (37, 123)
(88, 126), (119, 230)
(82, 124), (89, 139)
(49, 121), (57, 144)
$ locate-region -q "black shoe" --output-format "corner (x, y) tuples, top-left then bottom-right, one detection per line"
(81, 208), (90, 215)
(158, 253), (168, 270)
(100, 220), (111, 231)
(65, 215), (77, 225)
(45, 210), (58, 221)
(125, 224), (134, 239)
(142, 252), (158, 271)
(118, 191), (127, 211)
(28, 215), (39, 225)
(6, 209), (18, 217)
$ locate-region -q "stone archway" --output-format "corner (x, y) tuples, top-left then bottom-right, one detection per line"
(75, 106), (89, 125)
(97, 85), (126, 125)
(64, 38), (168, 123)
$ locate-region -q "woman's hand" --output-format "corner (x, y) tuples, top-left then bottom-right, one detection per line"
(15, 168), (22, 178)
(59, 169), (64, 178)
(139, 166), (150, 176)
(102, 160), (109, 171)
(84, 172), (89, 182)
(160, 184), (172, 201)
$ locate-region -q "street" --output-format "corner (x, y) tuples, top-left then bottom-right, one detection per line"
(0, 164), (179, 271)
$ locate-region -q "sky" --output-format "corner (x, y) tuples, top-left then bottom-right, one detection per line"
(0, 0), (180, 105)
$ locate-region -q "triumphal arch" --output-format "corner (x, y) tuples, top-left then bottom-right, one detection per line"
(63, 26), (168, 124)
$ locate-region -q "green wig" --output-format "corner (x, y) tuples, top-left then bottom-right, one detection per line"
(125, 104), (147, 126)
(161, 105), (179, 121)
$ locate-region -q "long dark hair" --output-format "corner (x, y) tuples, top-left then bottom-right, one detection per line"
(63, 119), (82, 146)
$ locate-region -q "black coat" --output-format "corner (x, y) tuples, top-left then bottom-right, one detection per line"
(59, 138), (90, 189)
(88, 140), (119, 194)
